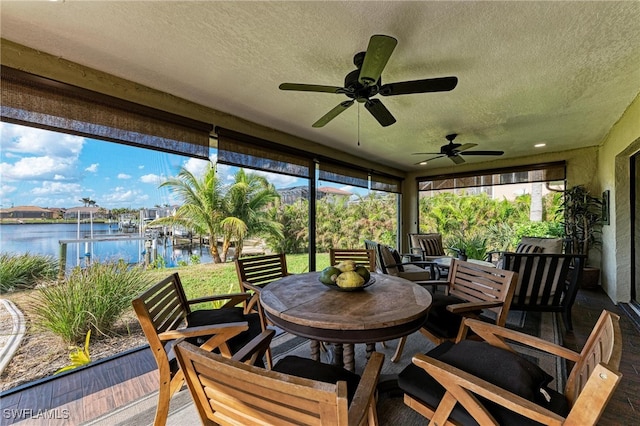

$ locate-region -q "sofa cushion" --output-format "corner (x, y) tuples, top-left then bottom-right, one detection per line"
(398, 264), (431, 281)
(417, 234), (445, 257)
(520, 237), (563, 254)
(379, 244), (403, 274)
(515, 243), (544, 254)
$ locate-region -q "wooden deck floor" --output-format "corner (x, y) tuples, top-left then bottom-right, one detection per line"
(0, 286), (638, 425)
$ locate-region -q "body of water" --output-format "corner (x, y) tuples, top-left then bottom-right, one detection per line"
(0, 223), (212, 268)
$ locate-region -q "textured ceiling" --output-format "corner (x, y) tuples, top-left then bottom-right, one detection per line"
(2, 1), (639, 172)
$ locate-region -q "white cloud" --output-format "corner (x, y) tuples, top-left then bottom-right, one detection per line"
(31, 181), (84, 196)
(1, 123), (84, 157)
(0, 123), (84, 182)
(138, 165), (145, 169)
(85, 163), (99, 173)
(254, 170), (298, 188)
(101, 188), (149, 206)
(183, 157), (210, 178)
(0, 184), (17, 197)
(117, 173), (132, 179)
(0, 156), (76, 181)
(140, 174), (163, 184)
(53, 175), (67, 181)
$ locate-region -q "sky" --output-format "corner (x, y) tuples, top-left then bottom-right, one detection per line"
(0, 122), (362, 209)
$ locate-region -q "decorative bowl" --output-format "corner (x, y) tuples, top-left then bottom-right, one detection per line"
(320, 277), (375, 292)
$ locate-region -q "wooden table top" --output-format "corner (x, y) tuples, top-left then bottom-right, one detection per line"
(260, 272), (432, 343)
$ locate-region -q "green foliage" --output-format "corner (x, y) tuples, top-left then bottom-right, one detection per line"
(0, 252), (58, 293)
(420, 191), (564, 254)
(55, 330), (92, 374)
(559, 185), (603, 256)
(150, 254), (166, 269)
(444, 232), (488, 260)
(266, 192), (398, 254)
(33, 261), (152, 344)
(190, 254), (201, 265)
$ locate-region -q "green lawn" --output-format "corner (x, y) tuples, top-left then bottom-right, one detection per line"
(142, 253), (330, 302)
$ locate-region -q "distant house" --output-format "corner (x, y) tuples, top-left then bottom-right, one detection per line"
(63, 206), (106, 220)
(277, 186), (353, 205)
(0, 205), (53, 219)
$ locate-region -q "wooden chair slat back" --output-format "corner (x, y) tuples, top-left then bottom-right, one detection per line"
(176, 342), (348, 426)
(132, 273), (189, 350)
(449, 259), (518, 321)
(565, 310), (623, 403)
(235, 253), (289, 291)
(502, 252), (585, 307)
(330, 248), (376, 271)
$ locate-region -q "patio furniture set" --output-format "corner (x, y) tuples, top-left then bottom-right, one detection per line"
(132, 236), (620, 426)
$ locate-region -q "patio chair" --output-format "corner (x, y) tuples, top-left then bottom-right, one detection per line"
(364, 239), (440, 362)
(408, 232), (448, 261)
(501, 251), (587, 331)
(419, 258), (518, 345)
(132, 272), (264, 426)
(399, 310), (623, 425)
(175, 338), (385, 426)
(235, 252), (289, 368)
(486, 236), (565, 263)
(330, 247), (376, 271)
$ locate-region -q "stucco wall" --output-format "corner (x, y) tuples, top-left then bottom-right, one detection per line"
(598, 94), (640, 302)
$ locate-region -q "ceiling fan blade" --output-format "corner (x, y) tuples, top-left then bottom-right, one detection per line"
(365, 99), (396, 127)
(279, 83), (344, 94)
(461, 150), (505, 156)
(358, 35), (398, 87)
(450, 155), (466, 164)
(456, 143), (478, 153)
(379, 76), (458, 96)
(312, 100), (354, 127)
(414, 155), (444, 165)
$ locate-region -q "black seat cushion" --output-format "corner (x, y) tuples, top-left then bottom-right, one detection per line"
(273, 355), (361, 404)
(422, 294), (474, 338)
(399, 340), (570, 426)
(186, 307), (262, 353)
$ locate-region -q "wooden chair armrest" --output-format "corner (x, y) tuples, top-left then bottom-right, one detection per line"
(158, 321), (248, 341)
(241, 281), (265, 293)
(462, 318), (581, 361)
(412, 354), (565, 425)
(348, 352), (384, 426)
(231, 329), (275, 365)
(187, 292), (251, 307)
(446, 301), (503, 314)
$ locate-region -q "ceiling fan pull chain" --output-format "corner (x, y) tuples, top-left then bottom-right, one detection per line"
(357, 102), (360, 146)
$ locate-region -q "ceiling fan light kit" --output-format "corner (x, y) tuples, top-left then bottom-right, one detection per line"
(279, 34), (458, 128)
(413, 133), (505, 165)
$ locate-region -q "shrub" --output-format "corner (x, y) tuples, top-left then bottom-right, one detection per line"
(0, 252), (58, 293)
(32, 260), (152, 343)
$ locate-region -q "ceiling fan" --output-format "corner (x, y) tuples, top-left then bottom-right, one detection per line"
(279, 34), (458, 128)
(413, 133), (505, 165)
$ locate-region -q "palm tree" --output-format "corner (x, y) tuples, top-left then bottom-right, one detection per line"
(220, 169), (283, 261)
(149, 164), (225, 263)
(79, 197), (91, 207)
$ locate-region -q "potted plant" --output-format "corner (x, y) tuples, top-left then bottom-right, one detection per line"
(559, 185), (604, 287)
(560, 185), (603, 258)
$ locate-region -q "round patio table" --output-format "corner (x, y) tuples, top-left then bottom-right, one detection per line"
(260, 271), (432, 372)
